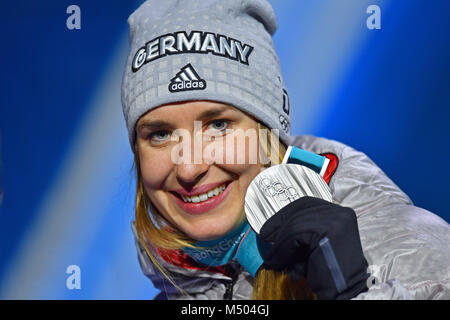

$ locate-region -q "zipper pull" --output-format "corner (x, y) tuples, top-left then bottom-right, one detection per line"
(223, 281), (234, 300)
(223, 264), (241, 300)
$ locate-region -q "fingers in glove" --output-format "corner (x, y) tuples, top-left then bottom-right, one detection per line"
(287, 262), (306, 282)
(262, 235), (313, 272)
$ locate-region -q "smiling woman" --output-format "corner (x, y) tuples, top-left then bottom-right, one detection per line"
(135, 101), (267, 241)
(120, 0), (301, 299)
(131, 99), (309, 298)
(121, 0), (450, 301)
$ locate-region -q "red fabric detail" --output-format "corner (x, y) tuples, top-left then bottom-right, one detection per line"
(234, 226), (252, 257)
(155, 247), (229, 277)
(320, 153), (339, 185)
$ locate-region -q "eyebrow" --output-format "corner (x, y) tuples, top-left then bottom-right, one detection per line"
(197, 105), (233, 120)
(137, 119), (173, 131)
(137, 105), (234, 131)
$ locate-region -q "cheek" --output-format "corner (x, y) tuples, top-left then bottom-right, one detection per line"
(139, 148), (173, 189)
(204, 129), (261, 166)
(232, 130), (260, 165)
(205, 129), (263, 187)
(219, 161), (262, 194)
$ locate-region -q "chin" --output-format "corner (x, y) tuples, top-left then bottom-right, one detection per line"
(185, 219), (239, 241)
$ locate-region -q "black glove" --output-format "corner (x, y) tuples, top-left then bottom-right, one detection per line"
(259, 196), (369, 300)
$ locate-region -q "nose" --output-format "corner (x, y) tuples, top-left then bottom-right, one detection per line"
(175, 162), (209, 189)
(174, 132), (210, 187)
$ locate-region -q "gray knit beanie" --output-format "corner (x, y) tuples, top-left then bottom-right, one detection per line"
(121, 0), (291, 149)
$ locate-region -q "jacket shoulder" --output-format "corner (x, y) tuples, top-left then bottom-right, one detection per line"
(288, 134), (413, 212)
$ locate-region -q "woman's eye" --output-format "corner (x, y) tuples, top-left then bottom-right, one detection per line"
(148, 130), (170, 144)
(207, 119), (230, 132)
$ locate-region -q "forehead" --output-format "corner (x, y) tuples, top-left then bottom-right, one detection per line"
(137, 101), (241, 124)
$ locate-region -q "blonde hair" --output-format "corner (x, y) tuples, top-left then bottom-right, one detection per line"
(133, 122), (315, 299)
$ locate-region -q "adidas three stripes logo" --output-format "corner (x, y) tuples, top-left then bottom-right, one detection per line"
(169, 64), (207, 93)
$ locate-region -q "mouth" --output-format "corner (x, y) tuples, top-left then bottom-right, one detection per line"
(169, 181), (233, 215)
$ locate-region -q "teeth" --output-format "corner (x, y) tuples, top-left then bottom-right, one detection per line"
(180, 183), (227, 203)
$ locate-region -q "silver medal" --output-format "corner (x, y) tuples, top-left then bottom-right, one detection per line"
(244, 163), (333, 234)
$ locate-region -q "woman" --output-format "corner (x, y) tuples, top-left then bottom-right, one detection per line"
(121, 0), (450, 299)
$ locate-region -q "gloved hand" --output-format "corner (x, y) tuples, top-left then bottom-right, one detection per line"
(259, 196), (370, 300)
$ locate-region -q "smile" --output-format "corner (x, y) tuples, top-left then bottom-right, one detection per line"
(170, 181), (233, 215)
(180, 183), (227, 203)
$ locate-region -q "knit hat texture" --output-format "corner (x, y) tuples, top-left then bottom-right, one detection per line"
(121, 0), (291, 148)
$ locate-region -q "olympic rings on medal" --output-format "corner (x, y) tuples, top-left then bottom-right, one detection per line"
(258, 177), (299, 201)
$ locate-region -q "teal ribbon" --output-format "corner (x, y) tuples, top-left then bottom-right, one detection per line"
(284, 145), (327, 174)
(183, 220), (270, 277)
(234, 226), (271, 277)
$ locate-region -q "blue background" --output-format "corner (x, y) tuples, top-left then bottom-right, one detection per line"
(0, 0), (449, 299)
